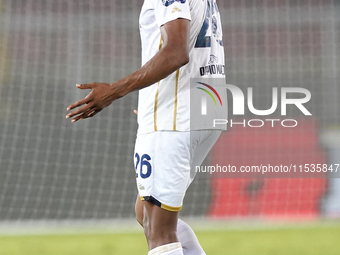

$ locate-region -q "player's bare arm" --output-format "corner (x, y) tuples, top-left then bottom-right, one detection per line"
(66, 18), (190, 122)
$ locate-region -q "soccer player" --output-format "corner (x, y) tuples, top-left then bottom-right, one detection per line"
(66, 1), (225, 254)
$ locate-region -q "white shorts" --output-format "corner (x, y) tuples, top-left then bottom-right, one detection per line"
(134, 130), (221, 212)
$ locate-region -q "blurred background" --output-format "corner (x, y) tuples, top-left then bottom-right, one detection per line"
(0, 0), (340, 254)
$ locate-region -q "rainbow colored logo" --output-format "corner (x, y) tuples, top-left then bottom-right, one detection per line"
(196, 82), (223, 106)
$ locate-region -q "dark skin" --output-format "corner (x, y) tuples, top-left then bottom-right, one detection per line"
(66, 18), (190, 122)
(66, 19), (190, 251)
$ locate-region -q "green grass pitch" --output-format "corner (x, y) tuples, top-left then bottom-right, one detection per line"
(0, 226), (339, 255)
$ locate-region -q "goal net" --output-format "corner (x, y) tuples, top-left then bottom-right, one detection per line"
(0, 0), (339, 230)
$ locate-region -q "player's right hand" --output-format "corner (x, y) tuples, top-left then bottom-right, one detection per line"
(66, 82), (124, 123)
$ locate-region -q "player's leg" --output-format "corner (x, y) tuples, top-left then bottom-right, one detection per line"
(177, 130), (222, 255)
(142, 200), (180, 251)
(176, 218), (206, 255)
(134, 131), (220, 254)
(135, 196), (206, 255)
(134, 131), (190, 254)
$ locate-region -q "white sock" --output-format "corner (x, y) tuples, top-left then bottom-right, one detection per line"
(148, 242), (183, 255)
(177, 219), (206, 255)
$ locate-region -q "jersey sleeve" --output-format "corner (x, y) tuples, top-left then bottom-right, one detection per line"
(153, 0), (191, 27)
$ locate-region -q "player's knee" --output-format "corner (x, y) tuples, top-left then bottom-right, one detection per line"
(143, 212), (160, 243)
(143, 217), (176, 244)
(142, 212), (151, 239)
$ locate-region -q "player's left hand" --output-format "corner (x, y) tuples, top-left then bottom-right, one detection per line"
(66, 83), (122, 123)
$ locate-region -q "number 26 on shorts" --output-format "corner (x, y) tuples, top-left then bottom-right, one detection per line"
(135, 153), (152, 179)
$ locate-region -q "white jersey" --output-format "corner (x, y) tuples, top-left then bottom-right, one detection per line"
(138, 0), (225, 134)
